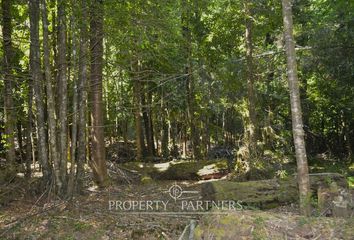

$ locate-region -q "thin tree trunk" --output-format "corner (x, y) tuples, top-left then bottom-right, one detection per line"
(244, 1), (258, 152)
(76, 0), (89, 192)
(147, 90), (155, 156)
(58, 0), (68, 192)
(51, 0), (57, 113)
(90, 0), (108, 187)
(29, 0), (50, 183)
(17, 122), (23, 163)
(1, 0), (16, 167)
(282, 0), (311, 216)
(25, 86), (33, 178)
(182, 0), (201, 160)
(68, 75), (78, 195)
(131, 45), (145, 161)
(133, 75), (145, 161)
(123, 120), (128, 145)
(161, 87), (169, 158)
(141, 86), (155, 158)
(41, 0), (61, 191)
(67, 13), (78, 197)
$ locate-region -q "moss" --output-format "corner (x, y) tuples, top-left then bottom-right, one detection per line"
(219, 215), (239, 225)
(347, 176), (354, 189)
(342, 218), (354, 239)
(141, 175), (153, 184)
(210, 179), (297, 206)
(120, 159), (229, 180)
(252, 229), (268, 240)
(194, 228), (203, 239)
(64, 236), (75, 240)
(254, 216), (265, 225)
(156, 162), (201, 180)
(297, 216), (310, 226)
(74, 221), (91, 231)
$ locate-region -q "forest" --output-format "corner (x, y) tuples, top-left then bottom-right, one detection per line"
(0, 0), (353, 239)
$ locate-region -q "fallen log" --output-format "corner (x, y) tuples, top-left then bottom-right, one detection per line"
(201, 173), (348, 209)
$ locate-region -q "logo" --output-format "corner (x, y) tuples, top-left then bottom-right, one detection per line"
(165, 182), (199, 201)
(108, 183), (243, 214)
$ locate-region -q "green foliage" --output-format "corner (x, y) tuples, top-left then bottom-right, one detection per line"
(348, 176), (354, 189)
(0, 0), (352, 183)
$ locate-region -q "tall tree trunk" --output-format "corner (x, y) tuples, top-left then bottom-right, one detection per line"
(182, 0), (201, 160)
(1, 0), (16, 167)
(58, 0), (68, 191)
(41, 0), (61, 191)
(25, 84), (33, 178)
(141, 86), (155, 159)
(133, 74), (145, 161)
(17, 122), (23, 162)
(76, 0), (89, 192)
(51, 0), (57, 111)
(90, 0), (108, 187)
(131, 44), (145, 161)
(67, 13), (78, 197)
(282, 0), (311, 216)
(29, 0), (50, 183)
(161, 87), (169, 159)
(244, 1), (258, 152)
(147, 90), (155, 156)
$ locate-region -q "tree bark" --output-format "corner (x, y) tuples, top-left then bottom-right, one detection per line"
(90, 0), (108, 187)
(25, 84), (33, 178)
(29, 0), (50, 182)
(76, 0), (89, 192)
(133, 74), (145, 161)
(1, 0), (16, 166)
(25, 72), (35, 178)
(67, 14), (78, 197)
(58, 0), (68, 191)
(17, 122), (23, 163)
(182, 0), (201, 160)
(131, 43), (145, 161)
(281, 0), (311, 216)
(161, 87), (169, 159)
(41, 0), (61, 191)
(244, 1), (258, 152)
(141, 85), (155, 159)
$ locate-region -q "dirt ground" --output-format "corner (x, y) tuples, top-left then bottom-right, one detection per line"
(0, 181), (201, 239)
(1, 179), (353, 240)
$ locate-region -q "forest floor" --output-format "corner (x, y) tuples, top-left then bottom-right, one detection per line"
(1, 177), (354, 240)
(1, 157), (354, 239)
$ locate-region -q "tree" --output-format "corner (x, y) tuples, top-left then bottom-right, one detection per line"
(41, 0), (60, 190)
(25, 82), (34, 178)
(90, 0), (108, 187)
(29, 0), (50, 183)
(58, 0), (68, 192)
(182, 0), (201, 160)
(1, 0), (16, 167)
(281, 0), (311, 216)
(244, 0), (258, 152)
(76, 0), (89, 192)
(142, 83), (155, 158)
(67, 5), (79, 197)
(132, 58), (145, 161)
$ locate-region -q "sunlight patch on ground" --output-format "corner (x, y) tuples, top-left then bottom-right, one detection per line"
(197, 163), (218, 176)
(153, 162), (171, 172)
(153, 160), (190, 172)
